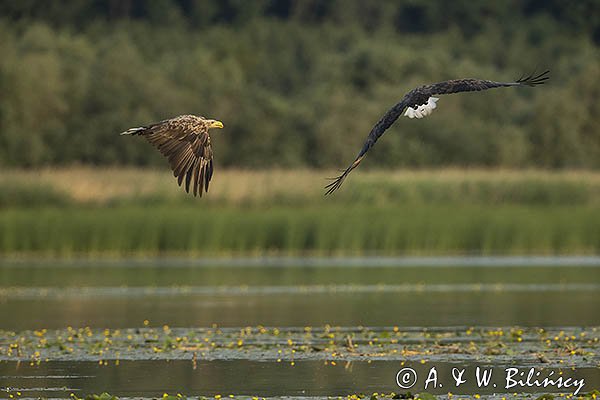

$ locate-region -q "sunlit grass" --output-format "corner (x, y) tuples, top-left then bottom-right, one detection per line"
(2, 167), (600, 206)
(2, 168), (600, 257)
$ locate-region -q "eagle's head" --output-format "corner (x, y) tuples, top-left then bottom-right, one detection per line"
(206, 119), (224, 129)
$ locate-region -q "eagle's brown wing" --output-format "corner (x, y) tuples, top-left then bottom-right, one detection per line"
(424, 70), (549, 96)
(324, 98), (409, 195)
(132, 116), (214, 197)
(325, 70), (549, 195)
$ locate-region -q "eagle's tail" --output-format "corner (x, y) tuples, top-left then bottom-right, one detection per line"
(120, 127), (146, 136)
(515, 70), (550, 87)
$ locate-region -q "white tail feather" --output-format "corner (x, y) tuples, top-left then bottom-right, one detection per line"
(404, 97), (439, 119)
(120, 127), (145, 135)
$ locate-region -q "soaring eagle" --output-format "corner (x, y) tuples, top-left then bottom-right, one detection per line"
(121, 115), (223, 197)
(324, 70), (550, 195)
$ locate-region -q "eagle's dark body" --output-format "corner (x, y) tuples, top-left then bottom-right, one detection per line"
(121, 114), (221, 197)
(325, 71), (549, 195)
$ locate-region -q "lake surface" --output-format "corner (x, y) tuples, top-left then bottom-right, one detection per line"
(0, 257), (599, 398)
(1, 360), (598, 399)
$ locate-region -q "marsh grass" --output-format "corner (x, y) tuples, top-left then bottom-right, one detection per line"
(1, 204), (599, 257)
(2, 167), (600, 206)
(1, 168), (599, 256)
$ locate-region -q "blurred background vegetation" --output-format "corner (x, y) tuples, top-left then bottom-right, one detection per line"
(1, 1), (600, 257)
(0, 0), (599, 169)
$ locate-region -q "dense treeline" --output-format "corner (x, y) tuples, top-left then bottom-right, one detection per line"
(0, 0), (599, 168)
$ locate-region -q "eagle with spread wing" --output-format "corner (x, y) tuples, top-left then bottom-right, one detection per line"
(121, 115), (223, 197)
(325, 70), (550, 195)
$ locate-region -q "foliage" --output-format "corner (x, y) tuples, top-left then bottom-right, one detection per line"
(1, 168), (598, 256)
(4, 168), (600, 207)
(1, 204), (599, 256)
(0, 1), (598, 168)
(82, 394), (119, 400)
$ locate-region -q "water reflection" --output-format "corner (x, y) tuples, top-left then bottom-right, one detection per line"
(1, 261), (599, 398)
(1, 360), (598, 398)
(0, 264), (599, 330)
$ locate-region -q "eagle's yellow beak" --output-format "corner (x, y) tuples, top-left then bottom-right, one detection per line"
(209, 120), (224, 129)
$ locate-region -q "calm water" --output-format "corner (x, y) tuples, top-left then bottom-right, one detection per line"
(1, 261), (599, 330)
(1, 360), (598, 398)
(0, 258), (599, 398)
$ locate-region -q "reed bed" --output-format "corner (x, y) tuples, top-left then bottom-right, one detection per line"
(1, 168), (599, 257)
(1, 204), (599, 257)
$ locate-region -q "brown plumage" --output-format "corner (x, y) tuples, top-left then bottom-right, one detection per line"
(120, 115), (223, 197)
(325, 70), (550, 195)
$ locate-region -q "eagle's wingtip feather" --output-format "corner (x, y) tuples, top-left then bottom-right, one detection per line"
(516, 69), (550, 86)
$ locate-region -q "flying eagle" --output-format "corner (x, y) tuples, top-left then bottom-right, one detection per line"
(324, 70), (550, 195)
(121, 115), (223, 197)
